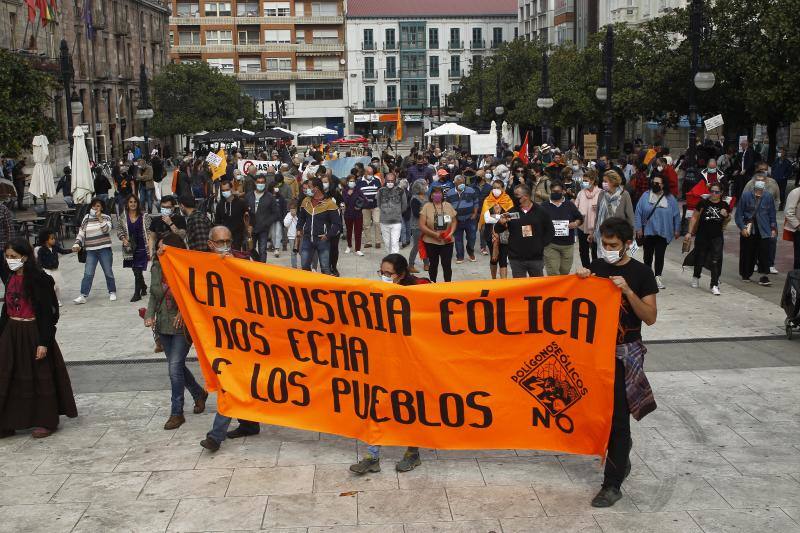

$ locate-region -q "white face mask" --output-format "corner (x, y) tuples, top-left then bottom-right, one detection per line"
(89, 208), (97, 216)
(492, 189), (502, 198)
(380, 275), (394, 283)
(348, 181), (356, 189)
(6, 258), (24, 271)
(323, 182), (330, 191)
(386, 182), (395, 189)
(600, 246), (623, 264)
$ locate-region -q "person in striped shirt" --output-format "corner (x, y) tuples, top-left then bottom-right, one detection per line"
(71, 198), (118, 304)
(357, 167), (383, 249)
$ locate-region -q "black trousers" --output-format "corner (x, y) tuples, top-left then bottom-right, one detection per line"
(14, 178), (25, 209)
(604, 358), (631, 489)
(739, 233), (770, 279)
(133, 267), (146, 292)
(426, 242), (454, 282)
(693, 235), (723, 287)
(329, 236), (340, 274)
(642, 235), (668, 276)
(577, 230), (597, 269)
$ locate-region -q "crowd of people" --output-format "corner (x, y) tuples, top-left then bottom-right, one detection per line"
(0, 135), (798, 510)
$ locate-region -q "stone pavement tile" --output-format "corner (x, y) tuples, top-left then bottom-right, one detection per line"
(264, 492), (357, 528)
(593, 511), (704, 532)
(704, 475), (800, 508)
(635, 406), (686, 428)
(501, 515), (602, 533)
(125, 389), (174, 410)
(19, 425), (108, 452)
(195, 441), (281, 469)
(728, 422), (800, 446)
(477, 457), (571, 486)
(402, 519), (502, 532)
(0, 432), (27, 453)
(115, 445), (201, 472)
(34, 446), (130, 474)
(0, 473), (69, 505)
(52, 472), (152, 503)
(636, 448), (740, 478)
(357, 488), (451, 525)
(719, 446), (800, 476)
(783, 507), (800, 523)
(735, 402), (800, 424)
(558, 454), (654, 485)
(313, 463), (399, 492)
(277, 440), (357, 466)
(227, 465), (315, 497)
(623, 476), (731, 512)
(74, 391), (138, 411)
(435, 449), (517, 459)
(258, 529), (308, 533)
(246, 424), (320, 442)
(73, 499), (179, 533)
(513, 449), (562, 457)
(0, 502), (88, 533)
(0, 450), (50, 476)
(445, 485), (544, 521)
(168, 496), (268, 532)
(532, 483), (638, 516)
(686, 385), (766, 406)
(357, 444), (437, 461)
(668, 403), (759, 427)
(648, 371), (708, 388)
(689, 508), (800, 533)
(654, 423), (751, 450)
(629, 426), (674, 451)
(94, 426), (176, 448)
(398, 459), (486, 489)
(140, 468), (233, 499)
(308, 526), (404, 533)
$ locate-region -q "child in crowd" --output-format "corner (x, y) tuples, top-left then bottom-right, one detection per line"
(36, 229), (73, 306)
(283, 200), (299, 268)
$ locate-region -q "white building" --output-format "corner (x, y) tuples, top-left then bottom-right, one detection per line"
(345, 0), (517, 138)
(598, 0), (687, 26)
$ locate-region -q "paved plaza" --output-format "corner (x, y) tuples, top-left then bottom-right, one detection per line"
(1, 189), (800, 532)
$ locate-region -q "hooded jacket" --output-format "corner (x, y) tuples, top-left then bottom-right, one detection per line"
(297, 196), (342, 242)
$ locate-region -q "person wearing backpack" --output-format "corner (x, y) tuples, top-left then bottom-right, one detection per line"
(0, 238), (77, 438)
(634, 174), (681, 289)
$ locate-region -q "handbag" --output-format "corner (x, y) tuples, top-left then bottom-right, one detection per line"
(76, 217), (89, 263)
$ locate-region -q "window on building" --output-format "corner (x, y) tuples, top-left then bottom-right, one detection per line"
(236, 2), (258, 16)
(175, 3), (199, 16)
(179, 30), (200, 45)
(207, 58), (234, 74)
(313, 57), (338, 71)
(492, 27), (503, 46)
(386, 56), (396, 77)
(429, 55), (439, 77)
(238, 29), (259, 44)
(364, 56), (375, 77)
(450, 55), (460, 75)
(400, 52), (425, 78)
(264, 2), (290, 16)
(449, 28), (460, 47)
(204, 2), (231, 16)
(264, 29), (291, 43)
(365, 85), (375, 106)
(246, 84), (290, 101)
(428, 28), (439, 49)
(295, 30), (305, 43)
(387, 85), (397, 106)
(205, 30), (232, 44)
(429, 83), (439, 106)
(169, 31), (174, 46)
(400, 22), (425, 49)
(266, 58), (292, 70)
(471, 27), (483, 47)
(385, 28), (396, 49)
(239, 58), (261, 72)
(363, 28), (373, 48)
(310, 2), (337, 15)
(313, 29), (338, 43)
(296, 82), (343, 100)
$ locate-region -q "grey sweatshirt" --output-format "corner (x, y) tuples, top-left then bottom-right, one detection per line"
(376, 186), (408, 224)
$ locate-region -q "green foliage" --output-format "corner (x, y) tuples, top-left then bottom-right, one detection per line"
(0, 49), (58, 157)
(150, 61), (257, 138)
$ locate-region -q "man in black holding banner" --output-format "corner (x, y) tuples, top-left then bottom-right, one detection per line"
(576, 217), (659, 508)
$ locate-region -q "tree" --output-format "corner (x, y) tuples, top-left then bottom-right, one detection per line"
(0, 49), (58, 157)
(150, 61), (256, 139)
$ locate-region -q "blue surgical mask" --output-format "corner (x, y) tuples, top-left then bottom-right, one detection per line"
(754, 181), (766, 190)
(457, 183), (466, 192)
(256, 183), (266, 192)
(222, 190), (232, 199)
(305, 189), (314, 197)
(160, 207), (173, 216)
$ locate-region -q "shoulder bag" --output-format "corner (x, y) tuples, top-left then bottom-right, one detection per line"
(636, 193), (665, 246)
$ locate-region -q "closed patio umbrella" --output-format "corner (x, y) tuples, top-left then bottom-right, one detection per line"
(29, 135), (56, 211)
(70, 127), (94, 204)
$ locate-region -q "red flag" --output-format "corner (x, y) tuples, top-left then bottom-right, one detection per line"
(24, 0), (37, 21)
(518, 131), (529, 165)
(36, 0), (52, 24)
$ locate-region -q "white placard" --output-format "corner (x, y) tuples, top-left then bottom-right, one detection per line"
(469, 134), (497, 155)
(553, 220), (570, 237)
(237, 159), (281, 175)
(704, 114), (724, 131)
(205, 152), (222, 167)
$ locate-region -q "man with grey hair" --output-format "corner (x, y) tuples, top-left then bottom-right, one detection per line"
(376, 172), (406, 253)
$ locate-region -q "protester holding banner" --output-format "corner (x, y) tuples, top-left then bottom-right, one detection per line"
(419, 185), (457, 282)
(494, 184), (554, 278)
(215, 181), (250, 253)
(578, 216), (659, 508)
(297, 178), (341, 275)
(144, 233), (208, 430)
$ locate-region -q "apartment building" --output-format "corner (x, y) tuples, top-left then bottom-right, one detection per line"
(598, 0), (687, 26)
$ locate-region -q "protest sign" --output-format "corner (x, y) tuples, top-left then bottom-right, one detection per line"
(584, 134), (598, 160)
(159, 248), (621, 456)
(238, 159), (281, 175)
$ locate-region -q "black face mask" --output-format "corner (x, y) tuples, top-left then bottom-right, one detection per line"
(550, 192), (563, 201)
(651, 184), (663, 193)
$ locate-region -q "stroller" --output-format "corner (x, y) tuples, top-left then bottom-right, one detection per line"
(781, 269), (800, 339)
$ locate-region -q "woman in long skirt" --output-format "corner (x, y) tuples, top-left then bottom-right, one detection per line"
(117, 194), (151, 302)
(0, 238), (77, 438)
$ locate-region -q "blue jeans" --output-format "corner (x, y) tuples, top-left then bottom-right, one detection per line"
(366, 445), (419, 459)
(288, 239), (298, 268)
(139, 187), (155, 213)
(400, 218), (412, 245)
(159, 333), (204, 416)
(453, 218), (477, 260)
(255, 231), (269, 262)
(207, 413), (260, 444)
(301, 239), (330, 274)
(80, 247), (117, 296)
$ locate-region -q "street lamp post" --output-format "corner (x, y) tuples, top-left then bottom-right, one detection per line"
(537, 50), (554, 146)
(595, 26), (614, 157)
(59, 39), (83, 151)
(474, 56), (483, 129)
(135, 64), (154, 159)
(494, 71), (504, 158)
(685, 0), (716, 187)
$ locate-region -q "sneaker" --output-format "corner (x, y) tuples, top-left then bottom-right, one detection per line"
(200, 437), (220, 452)
(468, 255), (477, 262)
(58, 301), (63, 307)
(395, 451), (422, 472)
(481, 248), (489, 256)
(656, 276), (665, 289)
(456, 259), (464, 264)
(742, 277), (752, 283)
(711, 285), (721, 296)
(591, 486), (622, 508)
(350, 456), (381, 475)
(355, 251), (364, 256)
(109, 293), (117, 301)
(758, 276), (772, 286)
(690, 277), (699, 288)
(73, 295), (87, 304)
(770, 266), (779, 274)
(345, 247), (351, 254)
(274, 252), (280, 258)
(163, 415), (185, 430)
(364, 244), (373, 249)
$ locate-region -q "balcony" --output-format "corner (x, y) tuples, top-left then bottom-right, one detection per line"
(400, 98), (425, 109)
(491, 40), (503, 49)
(448, 68), (462, 79)
(429, 40), (439, 50)
(383, 42), (397, 51)
(399, 68), (426, 79)
(235, 70), (345, 81)
(470, 39), (486, 50)
(385, 69), (398, 80)
(429, 68), (440, 77)
(363, 69), (378, 80)
(169, 15), (343, 25)
(170, 43), (344, 54)
(398, 40), (426, 50)
(362, 41), (376, 51)
(448, 40), (464, 50)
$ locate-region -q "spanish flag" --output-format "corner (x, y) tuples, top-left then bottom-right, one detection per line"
(210, 149), (227, 181)
(395, 107), (403, 142)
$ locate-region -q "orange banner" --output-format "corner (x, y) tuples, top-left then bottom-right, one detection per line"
(160, 248), (621, 456)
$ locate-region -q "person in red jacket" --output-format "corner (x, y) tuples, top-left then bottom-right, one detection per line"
(654, 158), (679, 197)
